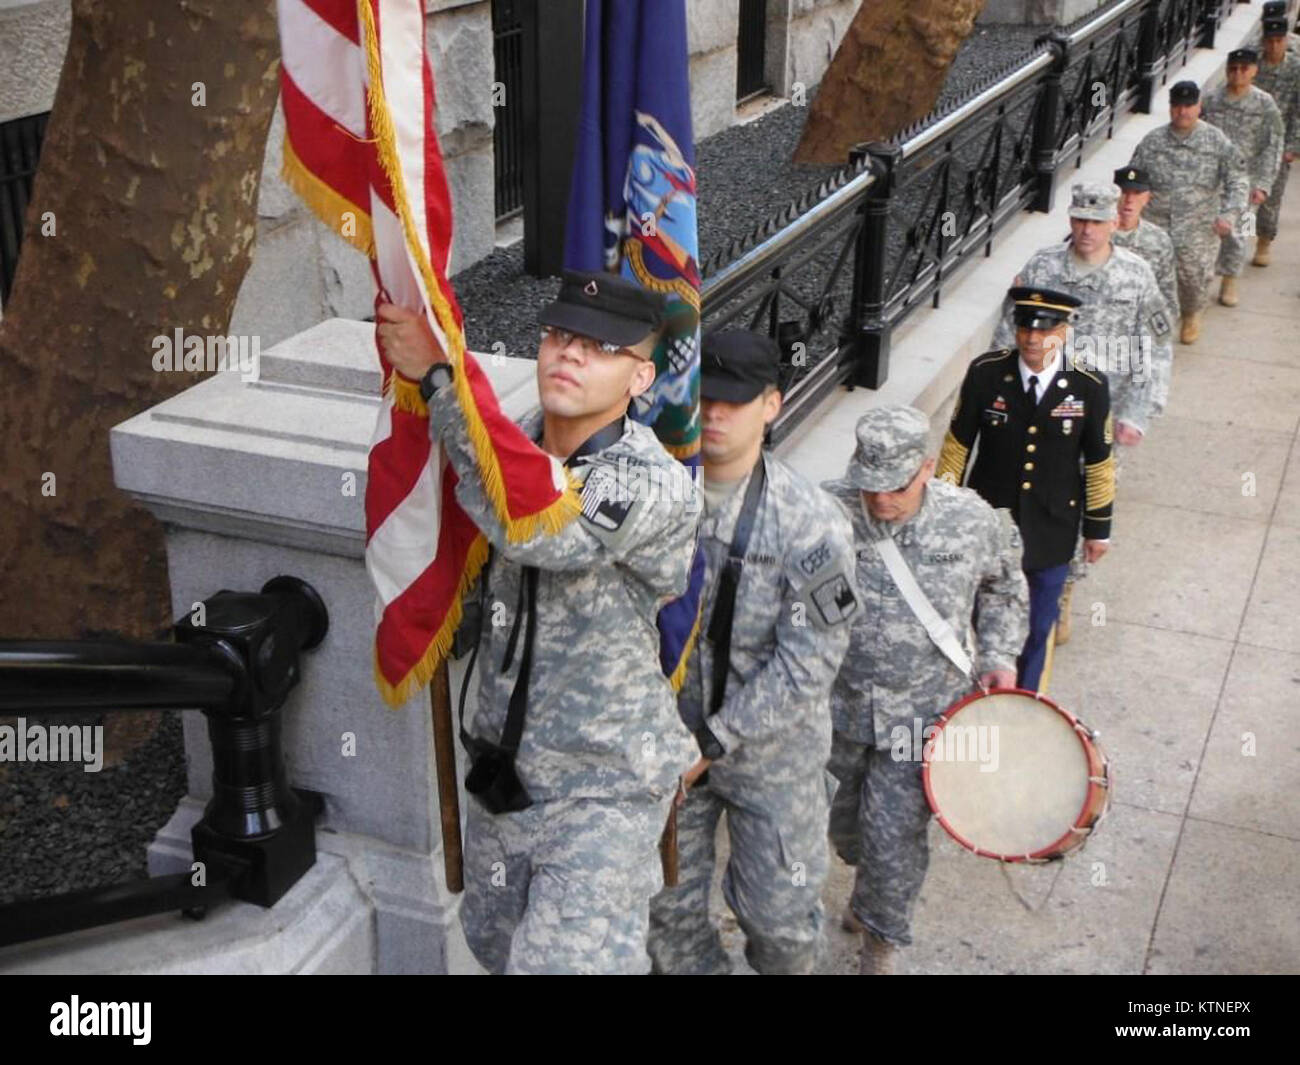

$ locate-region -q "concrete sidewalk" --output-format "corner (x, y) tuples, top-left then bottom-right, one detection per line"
(796, 178), (1300, 981)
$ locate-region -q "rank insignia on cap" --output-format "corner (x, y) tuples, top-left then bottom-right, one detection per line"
(1127, 170), (1136, 180)
(584, 280), (599, 296)
(1031, 293), (1043, 302)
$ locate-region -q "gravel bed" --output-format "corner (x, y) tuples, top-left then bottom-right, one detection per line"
(0, 712), (188, 905)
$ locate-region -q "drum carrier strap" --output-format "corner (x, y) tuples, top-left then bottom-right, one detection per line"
(707, 455), (768, 716)
(865, 501), (975, 684)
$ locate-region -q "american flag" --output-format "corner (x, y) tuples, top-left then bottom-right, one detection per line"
(275, 0), (580, 706)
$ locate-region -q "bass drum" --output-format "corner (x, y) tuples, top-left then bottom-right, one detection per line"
(922, 688), (1110, 862)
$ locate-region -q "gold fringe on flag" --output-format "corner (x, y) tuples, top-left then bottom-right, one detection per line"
(373, 533), (491, 708)
(357, 0), (582, 546)
(280, 136), (376, 257)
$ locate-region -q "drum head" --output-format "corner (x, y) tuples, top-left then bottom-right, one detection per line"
(924, 690), (1097, 860)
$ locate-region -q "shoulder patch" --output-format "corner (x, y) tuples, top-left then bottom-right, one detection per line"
(1149, 309), (1172, 338)
(578, 465), (639, 545)
(808, 573), (859, 628)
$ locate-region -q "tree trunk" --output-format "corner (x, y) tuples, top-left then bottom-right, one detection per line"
(793, 0), (990, 164)
(0, 1), (279, 757)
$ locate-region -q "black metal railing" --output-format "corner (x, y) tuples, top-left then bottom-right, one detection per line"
(0, 112), (49, 307)
(699, 0), (1226, 444)
(736, 0), (769, 102)
(0, 577), (328, 948)
(492, 0), (526, 220)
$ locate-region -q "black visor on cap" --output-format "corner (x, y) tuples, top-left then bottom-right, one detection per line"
(538, 270), (666, 347)
(700, 330), (780, 403)
(1114, 166), (1151, 191)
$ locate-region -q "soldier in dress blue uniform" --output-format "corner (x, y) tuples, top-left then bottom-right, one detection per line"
(936, 287), (1116, 691)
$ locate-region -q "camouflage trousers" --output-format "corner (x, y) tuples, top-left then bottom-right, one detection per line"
(647, 773), (832, 975)
(1258, 159), (1291, 240)
(1170, 228), (1221, 314)
(1217, 206), (1259, 277)
(460, 794), (672, 974)
(827, 731), (932, 947)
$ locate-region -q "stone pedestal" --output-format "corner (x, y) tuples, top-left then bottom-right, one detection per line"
(0, 319), (538, 974)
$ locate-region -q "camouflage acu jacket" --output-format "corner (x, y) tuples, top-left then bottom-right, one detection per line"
(1202, 85), (1285, 193)
(824, 478), (1027, 748)
(680, 452), (858, 790)
(1129, 121), (1249, 234)
(429, 394), (700, 805)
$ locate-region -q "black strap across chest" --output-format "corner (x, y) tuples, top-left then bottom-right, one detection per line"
(459, 415), (627, 752)
(706, 455), (767, 716)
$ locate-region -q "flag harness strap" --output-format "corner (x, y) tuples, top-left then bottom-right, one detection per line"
(458, 416), (628, 753)
(707, 455), (767, 716)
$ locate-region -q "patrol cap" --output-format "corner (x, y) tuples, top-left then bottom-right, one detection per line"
(845, 405), (930, 493)
(1227, 47), (1259, 65)
(1008, 286), (1083, 330)
(1169, 80), (1200, 104)
(1069, 181), (1119, 221)
(699, 330), (780, 403)
(1113, 165), (1151, 191)
(1262, 18), (1289, 37)
(1263, 2), (1286, 18)
(538, 270), (667, 349)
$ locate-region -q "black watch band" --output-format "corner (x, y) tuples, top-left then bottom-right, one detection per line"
(419, 362), (454, 401)
(695, 724), (725, 761)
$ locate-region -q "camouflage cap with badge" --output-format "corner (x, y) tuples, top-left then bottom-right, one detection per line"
(845, 405), (931, 492)
(1069, 181), (1120, 222)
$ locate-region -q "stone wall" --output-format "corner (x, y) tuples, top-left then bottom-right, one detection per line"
(979, 0), (1110, 25)
(687, 0), (858, 139)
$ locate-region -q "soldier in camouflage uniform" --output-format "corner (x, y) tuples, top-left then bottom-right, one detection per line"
(377, 270), (700, 974)
(1113, 166), (1180, 326)
(1129, 80), (1250, 343)
(647, 331), (858, 976)
(993, 182), (1173, 446)
(1254, 17), (1300, 265)
(825, 406), (1028, 975)
(1202, 48), (1285, 305)
(1249, 2), (1300, 57)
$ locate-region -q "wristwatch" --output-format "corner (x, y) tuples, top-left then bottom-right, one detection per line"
(419, 362), (454, 401)
(694, 723), (725, 761)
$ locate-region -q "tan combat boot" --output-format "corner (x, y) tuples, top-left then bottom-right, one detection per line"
(1219, 276), (1238, 307)
(1180, 312), (1202, 344)
(842, 908), (864, 934)
(1056, 582), (1074, 646)
(1253, 238), (1272, 267)
(860, 930), (897, 975)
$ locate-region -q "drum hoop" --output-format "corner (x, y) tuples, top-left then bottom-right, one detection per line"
(921, 686), (1109, 862)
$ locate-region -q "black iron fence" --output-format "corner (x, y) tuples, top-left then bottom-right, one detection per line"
(699, 0), (1240, 446)
(0, 577), (328, 948)
(0, 112), (49, 308)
